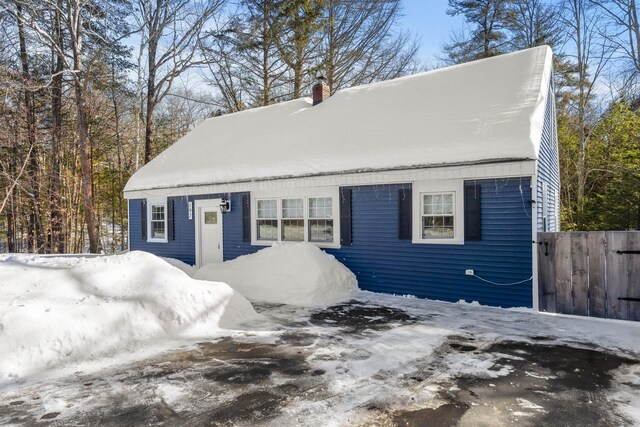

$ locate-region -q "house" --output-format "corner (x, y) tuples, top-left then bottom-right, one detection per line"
(123, 46), (559, 309)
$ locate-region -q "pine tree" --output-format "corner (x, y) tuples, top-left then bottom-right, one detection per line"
(445, 0), (514, 63)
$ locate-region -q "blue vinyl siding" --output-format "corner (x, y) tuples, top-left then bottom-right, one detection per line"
(129, 177), (533, 308)
(129, 192), (258, 265)
(326, 179), (533, 308)
(536, 81), (560, 231)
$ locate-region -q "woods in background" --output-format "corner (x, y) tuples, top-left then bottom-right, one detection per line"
(0, 0), (639, 254)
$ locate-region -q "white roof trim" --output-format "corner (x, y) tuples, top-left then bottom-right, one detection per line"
(123, 160), (536, 199)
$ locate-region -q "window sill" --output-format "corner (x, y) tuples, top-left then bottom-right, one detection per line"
(252, 240), (341, 250)
(411, 238), (464, 245)
(147, 238), (168, 243)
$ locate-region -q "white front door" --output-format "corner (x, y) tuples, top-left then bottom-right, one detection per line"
(196, 201), (223, 266)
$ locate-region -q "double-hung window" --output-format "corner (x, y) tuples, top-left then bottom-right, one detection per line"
(412, 180), (463, 244)
(257, 199), (278, 240)
(253, 192), (338, 246)
(147, 199), (168, 242)
(422, 193), (455, 239)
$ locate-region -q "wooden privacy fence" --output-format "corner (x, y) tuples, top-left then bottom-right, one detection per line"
(537, 232), (640, 321)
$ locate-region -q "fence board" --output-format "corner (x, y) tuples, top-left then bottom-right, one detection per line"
(537, 233), (556, 312)
(605, 232), (629, 320)
(554, 233), (573, 315)
(628, 233), (640, 322)
(570, 233), (589, 316)
(537, 231), (640, 322)
(587, 232), (607, 318)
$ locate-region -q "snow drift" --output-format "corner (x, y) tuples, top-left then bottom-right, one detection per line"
(0, 251), (256, 382)
(193, 243), (358, 306)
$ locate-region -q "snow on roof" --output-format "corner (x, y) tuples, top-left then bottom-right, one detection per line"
(124, 46), (553, 194)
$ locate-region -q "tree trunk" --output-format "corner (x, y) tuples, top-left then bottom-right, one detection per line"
(261, 0), (271, 106)
(144, 35), (158, 164)
(326, 0), (335, 91)
(17, 3), (45, 253)
(50, 0), (65, 253)
(68, 0), (99, 253)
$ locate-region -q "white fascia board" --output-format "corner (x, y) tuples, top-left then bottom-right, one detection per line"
(123, 160), (536, 199)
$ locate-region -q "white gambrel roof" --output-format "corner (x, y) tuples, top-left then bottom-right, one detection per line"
(124, 46), (553, 195)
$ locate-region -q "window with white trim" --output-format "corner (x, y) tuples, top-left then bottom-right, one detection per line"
(412, 180), (464, 245)
(421, 192), (455, 239)
(147, 200), (168, 242)
(253, 192), (338, 246)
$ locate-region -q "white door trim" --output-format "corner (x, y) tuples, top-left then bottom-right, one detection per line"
(195, 198), (223, 267)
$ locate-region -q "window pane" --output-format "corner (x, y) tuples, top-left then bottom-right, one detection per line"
(151, 220), (165, 238)
(257, 219), (278, 240)
(152, 205), (165, 221)
(282, 219), (304, 241)
(282, 198), (303, 219)
(257, 199), (277, 219)
(204, 211), (217, 224)
(442, 194), (454, 215)
(309, 197), (332, 219)
(309, 219), (333, 242)
(422, 216), (454, 239)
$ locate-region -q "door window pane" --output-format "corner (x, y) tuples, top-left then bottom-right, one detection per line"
(204, 211), (217, 224)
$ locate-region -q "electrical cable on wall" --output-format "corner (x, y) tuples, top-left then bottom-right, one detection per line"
(472, 273), (533, 286)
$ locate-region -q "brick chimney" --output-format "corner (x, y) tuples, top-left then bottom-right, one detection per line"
(312, 75), (330, 105)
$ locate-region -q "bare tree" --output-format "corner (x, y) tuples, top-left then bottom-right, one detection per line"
(135, 0), (225, 164)
(49, 0), (64, 253)
(595, 1), (640, 90)
(322, 0), (420, 92)
(507, 0), (564, 49)
(15, 2), (45, 252)
(561, 0), (613, 225)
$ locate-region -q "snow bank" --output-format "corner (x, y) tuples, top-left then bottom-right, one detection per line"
(193, 243), (358, 306)
(160, 256), (196, 276)
(0, 251), (256, 382)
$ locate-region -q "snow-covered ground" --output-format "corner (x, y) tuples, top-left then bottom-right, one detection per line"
(0, 251), (256, 383)
(0, 249), (639, 426)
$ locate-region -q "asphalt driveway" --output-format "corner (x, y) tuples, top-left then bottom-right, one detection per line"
(1, 295), (639, 426)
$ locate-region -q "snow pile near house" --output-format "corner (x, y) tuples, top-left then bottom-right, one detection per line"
(193, 243), (358, 306)
(160, 256), (196, 276)
(0, 251), (256, 382)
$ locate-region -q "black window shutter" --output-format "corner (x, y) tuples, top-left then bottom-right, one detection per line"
(464, 183), (481, 241)
(339, 188), (352, 246)
(141, 200), (147, 240)
(242, 193), (251, 242)
(398, 187), (412, 240)
(167, 198), (175, 240)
